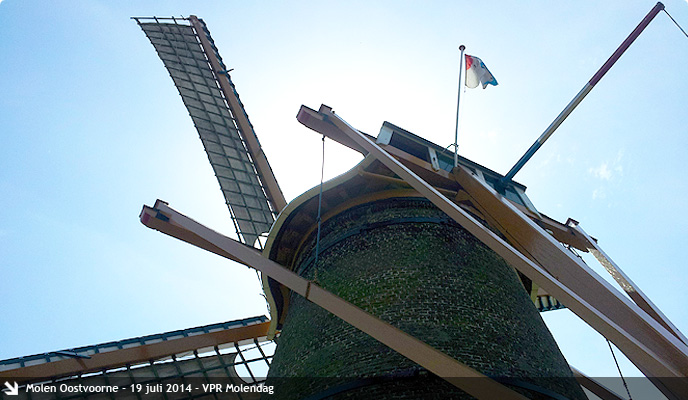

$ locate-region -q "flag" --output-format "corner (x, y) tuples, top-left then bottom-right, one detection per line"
(465, 55), (498, 89)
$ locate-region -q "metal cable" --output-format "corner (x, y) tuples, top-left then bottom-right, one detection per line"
(313, 134), (326, 282)
(606, 339), (632, 400)
(664, 9), (688, 39)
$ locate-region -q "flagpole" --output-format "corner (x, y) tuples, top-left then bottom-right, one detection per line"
(454, 45), (465, 168)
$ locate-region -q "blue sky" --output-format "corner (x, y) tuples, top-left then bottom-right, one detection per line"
(1, 0), (687, 396)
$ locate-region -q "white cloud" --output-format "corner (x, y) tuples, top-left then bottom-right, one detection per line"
(588, 149), (625, 181)
(538, 151), (558, 168)
(589, 163), (612, 180)
(592, 188), (606, 200)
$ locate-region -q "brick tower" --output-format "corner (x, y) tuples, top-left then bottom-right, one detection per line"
(262, 123), (586, 399)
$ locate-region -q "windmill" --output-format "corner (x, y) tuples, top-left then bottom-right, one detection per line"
(1, 4), (686, 400)
(133, 6), (688, 400)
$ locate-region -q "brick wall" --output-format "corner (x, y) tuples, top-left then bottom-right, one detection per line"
(266, 197), (586, 399)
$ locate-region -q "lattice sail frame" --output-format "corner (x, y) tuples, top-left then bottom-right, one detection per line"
(0, 316), (275, 399)
(135, 17), (279, 247)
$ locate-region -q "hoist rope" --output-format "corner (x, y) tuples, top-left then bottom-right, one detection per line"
(606, 339), (633, 400)
(313, 134), (326, 283)
(664, 9), (688, 39)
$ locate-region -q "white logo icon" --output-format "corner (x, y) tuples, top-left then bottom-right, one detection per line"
(3, 381), (19, 396)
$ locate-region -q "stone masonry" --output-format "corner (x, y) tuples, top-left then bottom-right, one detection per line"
(266, 197), (586, 399)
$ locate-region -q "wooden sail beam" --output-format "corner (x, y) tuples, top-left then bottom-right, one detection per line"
(571, 367), (626, 400)
(0, 321), (270, 385)
(189, 16), (287, 214)
(313, 113), (592, 253)
(297, 104), (688, 400)
(569, 222), (688, 346)
(500, 2), (665, 185)
(139, 200), (528, 400)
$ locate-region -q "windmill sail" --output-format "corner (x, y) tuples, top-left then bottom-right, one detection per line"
(135, 16), (285, 247)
